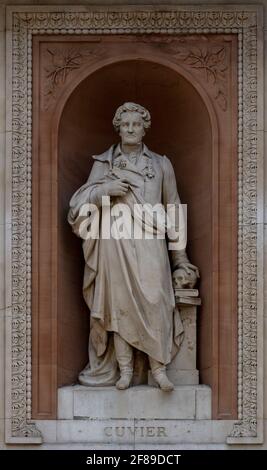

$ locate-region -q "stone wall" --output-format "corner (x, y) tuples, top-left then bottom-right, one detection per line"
(0, 0), (266, 449)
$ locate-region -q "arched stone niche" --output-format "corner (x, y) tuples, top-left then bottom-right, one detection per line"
(32, 35), (237, 420)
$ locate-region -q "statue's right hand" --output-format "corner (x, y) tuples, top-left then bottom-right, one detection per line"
(104, 179), (129, 197)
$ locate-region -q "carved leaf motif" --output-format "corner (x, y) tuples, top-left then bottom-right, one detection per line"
(44, 46), (106, 109)
(45, 48), (83, 101)
(180, 46), (228, 111)
(150, 40), (228, 111)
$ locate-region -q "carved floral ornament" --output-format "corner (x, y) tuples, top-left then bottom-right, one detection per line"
(13, 10), (256, 29)
(7, 7), (263, 445)
(44, 42), (228, 111)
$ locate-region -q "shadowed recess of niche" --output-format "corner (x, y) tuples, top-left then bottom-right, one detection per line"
(58, 59), (212, 388)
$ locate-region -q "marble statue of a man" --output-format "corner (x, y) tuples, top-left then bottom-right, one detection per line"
(68, 102), (199, 392)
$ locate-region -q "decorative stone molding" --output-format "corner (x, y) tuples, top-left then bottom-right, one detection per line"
(5, 5), (264, 444)
(43, 40), (229, 111)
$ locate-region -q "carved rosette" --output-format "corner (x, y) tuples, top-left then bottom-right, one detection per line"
(8, 8), (262, 444)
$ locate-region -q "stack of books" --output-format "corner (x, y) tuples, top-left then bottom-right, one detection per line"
(174, 288), (201, 306)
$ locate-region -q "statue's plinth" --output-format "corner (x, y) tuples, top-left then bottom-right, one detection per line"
(58, 384), (211, 421)
(159, 289), (201, 386)
(54, 383), (211, 445)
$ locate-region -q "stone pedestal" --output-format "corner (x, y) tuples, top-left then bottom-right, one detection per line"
(168, 304), (199, 385)
(148, 302), (199, 386)
(58, 384), (211, 418)
(56, 384), (211, 445)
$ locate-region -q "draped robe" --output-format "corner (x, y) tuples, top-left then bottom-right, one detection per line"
(68, 144), (189, 386)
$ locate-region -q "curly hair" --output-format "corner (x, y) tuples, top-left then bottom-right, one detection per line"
(112, 102), (151, 132)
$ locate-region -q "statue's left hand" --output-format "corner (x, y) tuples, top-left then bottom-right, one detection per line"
(178, 263), (200, 278)
(172, 263), (200, 289)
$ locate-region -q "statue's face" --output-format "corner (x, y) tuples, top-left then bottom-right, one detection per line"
(119, 111), (145, 146)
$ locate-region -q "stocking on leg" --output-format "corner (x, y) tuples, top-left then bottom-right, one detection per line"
(114, 333), (133, 390)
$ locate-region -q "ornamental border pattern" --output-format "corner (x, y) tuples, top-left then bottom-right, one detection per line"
(6, 7), (263, 444)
